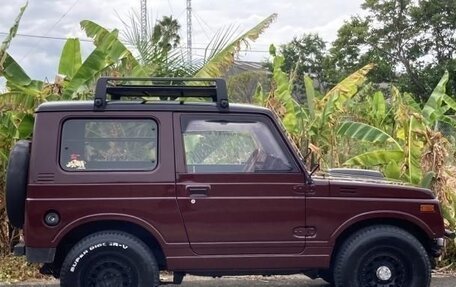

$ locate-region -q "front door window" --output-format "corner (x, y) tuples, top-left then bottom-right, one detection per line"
(182, 119), (296, 173)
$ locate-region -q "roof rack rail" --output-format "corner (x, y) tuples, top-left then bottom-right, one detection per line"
(93, 77), (229, 111)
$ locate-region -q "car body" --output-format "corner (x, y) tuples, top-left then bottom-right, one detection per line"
(6, 78), (451, 287)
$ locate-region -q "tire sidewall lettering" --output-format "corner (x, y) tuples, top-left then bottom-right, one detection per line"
(70, 241), (129, 272)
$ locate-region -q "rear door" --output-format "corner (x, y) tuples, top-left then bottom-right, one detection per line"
(174, 112), (307, 255)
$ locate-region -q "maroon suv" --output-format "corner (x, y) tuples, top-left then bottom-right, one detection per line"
(5, 77), (453, 287)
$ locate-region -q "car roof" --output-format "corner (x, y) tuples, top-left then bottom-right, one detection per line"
(35, 101), (273, 115)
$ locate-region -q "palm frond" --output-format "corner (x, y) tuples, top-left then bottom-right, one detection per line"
(195, 13), (277, 78)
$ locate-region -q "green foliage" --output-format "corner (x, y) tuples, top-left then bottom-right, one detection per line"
(274, 0), (456, 101)
(0, 2), (27, 69)
(337, 121), (401, 149)
(1, 55), (31, 86)
(371, 91), (387, 127)
(383, 160), (401, 179)
(280, 34), (326, 94)
(0, 3), (31, 87)
(62, 21), (149, 99)
(326, 17), (373, 85)
(270, 53), (299, 133)
(303, 75), (316, 118)
(420, 171), (436, 189)
(227, 70), (269, 104)
(58, 39), (82, 80)
(343, 150), (404, 167)
(152, 16), (181, 53)
(195, 14), (277, 78)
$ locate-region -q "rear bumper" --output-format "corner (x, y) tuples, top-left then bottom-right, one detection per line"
(13, 241), (56, 263)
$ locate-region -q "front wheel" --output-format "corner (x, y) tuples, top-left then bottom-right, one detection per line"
(333, 225), (431, 287)
(60, 230), (159, 287)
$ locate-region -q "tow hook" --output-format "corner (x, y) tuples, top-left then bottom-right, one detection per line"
(445, 229), (455, 239)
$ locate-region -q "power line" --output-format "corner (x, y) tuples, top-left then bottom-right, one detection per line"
(167, 0), (174, 15)
(175, 8), (187, 21)
(0, 32), (272, 53)
(194, 11), (214, 34)
(20, 0), (80, 62)
(0, 32), (270, 54)
(0, 32), (93, 42)
(193, 12), (211, 41)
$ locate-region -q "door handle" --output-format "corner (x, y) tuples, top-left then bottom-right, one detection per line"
(186, 185), (210, 197)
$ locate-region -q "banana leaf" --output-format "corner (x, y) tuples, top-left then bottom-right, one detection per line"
(304, 75), (315, 118)
(344, 150), (404, 167)
(422, 71), (449, 127)
(59, 38), (82, 80)
(338, 121), (402, 150)
(321, 63), (374, 106)
(0, 2), (27, 68)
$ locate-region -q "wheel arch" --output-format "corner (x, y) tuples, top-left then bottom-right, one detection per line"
(53, 218), (168, 273)
(329, 213), (434, 266)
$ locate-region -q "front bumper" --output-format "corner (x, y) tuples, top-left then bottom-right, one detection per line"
(432, 229), (456, 257)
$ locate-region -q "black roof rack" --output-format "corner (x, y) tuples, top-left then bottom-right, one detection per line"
(93, 77), (229, 111)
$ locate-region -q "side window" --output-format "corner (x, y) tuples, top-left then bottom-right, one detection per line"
(60, 119), (157, 171)
(182, 117), (297, 173)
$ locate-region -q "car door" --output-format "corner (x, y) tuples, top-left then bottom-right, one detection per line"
(174, 112), (308, 255)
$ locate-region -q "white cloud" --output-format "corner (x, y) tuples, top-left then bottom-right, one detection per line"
(0, 0), (365, 82)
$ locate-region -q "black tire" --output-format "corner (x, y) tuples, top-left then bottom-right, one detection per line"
(60, 231), (159, 287)
(6, 140), (31, 228)
(333, 225), (431, 287)
(319, 269), (334, 285)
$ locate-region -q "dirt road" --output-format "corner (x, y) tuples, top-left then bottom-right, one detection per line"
(1, 274), (454, 286)
(163, 274), (455, 287)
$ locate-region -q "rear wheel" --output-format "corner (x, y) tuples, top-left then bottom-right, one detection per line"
(60, 231), (159, 287)
(333, 225), (431, 287)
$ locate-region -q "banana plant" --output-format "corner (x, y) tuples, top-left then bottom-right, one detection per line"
(62, 21), (149, 99)
(0, 2), (28, 83)
(337, 118), (424, 184)
(422, 71), (456, 129)
(305, 64), (374, 167)
(338, 71), (456, 185)
(254, 48), (375, 168)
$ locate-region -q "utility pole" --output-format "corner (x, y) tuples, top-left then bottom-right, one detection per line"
(186, 0), (192, 63)
(140, 0), (147, 41)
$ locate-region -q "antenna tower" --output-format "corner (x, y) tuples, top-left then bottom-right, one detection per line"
(186, 0), (192, 63)
(140, 0), (148, 41)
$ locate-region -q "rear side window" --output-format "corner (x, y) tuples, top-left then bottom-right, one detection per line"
(60, 119), (157, 171)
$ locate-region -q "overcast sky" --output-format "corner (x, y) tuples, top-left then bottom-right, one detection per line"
(0, 0), (364, 82)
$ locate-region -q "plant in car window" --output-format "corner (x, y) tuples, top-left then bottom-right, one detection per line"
(185, 132), (256, 165)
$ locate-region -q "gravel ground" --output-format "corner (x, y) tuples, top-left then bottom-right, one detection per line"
(163, 274), (455, 287)
(1, 274), (454, 286)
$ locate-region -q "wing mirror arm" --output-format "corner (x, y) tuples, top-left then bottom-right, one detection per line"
(306, 162), (320, 185)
